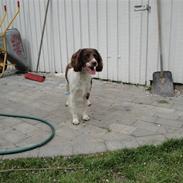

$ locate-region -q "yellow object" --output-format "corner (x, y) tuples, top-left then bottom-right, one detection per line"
(0, 1), (20, 78)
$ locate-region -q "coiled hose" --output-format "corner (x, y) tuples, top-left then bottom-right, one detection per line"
(0, 113), (55, 155)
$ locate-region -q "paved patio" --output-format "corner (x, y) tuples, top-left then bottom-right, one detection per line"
(1, 73), (183, 159)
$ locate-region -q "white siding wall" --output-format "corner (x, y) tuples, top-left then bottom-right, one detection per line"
(0, 0), (183, 84)
(147, 0), (183, 84)
(161, 0), (183, 83)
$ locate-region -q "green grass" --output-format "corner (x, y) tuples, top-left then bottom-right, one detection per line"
(1, 139), (183, 183)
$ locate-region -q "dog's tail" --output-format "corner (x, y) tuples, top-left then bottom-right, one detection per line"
(65, 83), (70, 95)
(65, 63), (72, 95)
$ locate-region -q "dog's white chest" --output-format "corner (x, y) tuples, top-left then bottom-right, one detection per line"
(68, 69), (91, 95)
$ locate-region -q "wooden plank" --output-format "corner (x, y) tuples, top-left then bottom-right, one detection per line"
(72, 0), (82, 51)
(107, 0), (118, 81)
(80, 0), (89, 48)
(65, 0), (74, 60)
(129, 0), (141, 84)
(57, 0), (68, 71)
(34, 0), (47, 72)
(168, 0), (183, 83)
(139, 0), (149, 84)
(97, 0), (108, 79)
(51, 0), (62, 73)
(88, 0), (97, 49)
(117, 0), (130, 82)
(146, 0), (159, 83)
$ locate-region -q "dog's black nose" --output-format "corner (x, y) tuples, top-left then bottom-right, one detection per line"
(92, 62), (97, 66)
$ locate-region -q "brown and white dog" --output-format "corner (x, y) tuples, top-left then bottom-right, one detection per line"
(65, 48), (103, 125)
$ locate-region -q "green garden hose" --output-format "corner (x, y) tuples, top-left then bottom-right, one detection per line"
(0, 113), (55, 155)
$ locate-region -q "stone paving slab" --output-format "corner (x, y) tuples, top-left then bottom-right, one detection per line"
(0, 74), (183, 159)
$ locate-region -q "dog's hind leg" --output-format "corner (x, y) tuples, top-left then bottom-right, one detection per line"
(65, 99), (69, 107)
(87, 100), (91, 107)
(65, 83), (70, 107)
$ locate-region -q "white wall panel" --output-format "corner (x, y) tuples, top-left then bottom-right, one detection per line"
(146, 0), (159, 84)
(58, 0), (68, 72)
(163, 0), (183, 83)
(107, 0), (118, 81)
(52, 0), (62, 72)
(147, 0), (183, 84)
(72, 0), (82, 50)
(97, 0), (108, 80)
(88, 0), (97, 48)
(1, 0), (183, 84)
(117, 0), (130, 83)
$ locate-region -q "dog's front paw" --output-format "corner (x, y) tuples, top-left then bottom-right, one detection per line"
(72, 118), (80, 125)
(87, 100), (91, 107)
(65, 100), (69, 107)
(82, 114), (90, 121)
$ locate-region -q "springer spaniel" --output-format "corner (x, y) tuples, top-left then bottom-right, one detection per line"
(65, 48), (103, 125)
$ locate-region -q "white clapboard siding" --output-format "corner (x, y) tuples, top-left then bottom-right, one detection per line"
(147, 0), (183, 84)
(0, 0), (183, 84)
(162, 0), (183, 83)
(97, 0), (107, 80)
(117, 0), (130, 83)
(146, 0), (159, 84)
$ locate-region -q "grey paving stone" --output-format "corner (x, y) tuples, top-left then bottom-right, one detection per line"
(136, 135), (167, 146)
(39, 135), (73, 157)
(153, 111), (180, 121)
(132, 128), (161, 137)
(109, 123), (136, 135)
(165, 128), (183, 139)
(155, 118), (183, 128)
(137, 115), (158, 123)
(2, 148), (40, 159)
(0, 137), (12, 148)
(152, 100), (173, 109)
(72, 136), (106, 155)
(0, 117), (24, 130)
(105, 136), (139, 151)
(13, 122), (39, 134)
(132, 95), (156, 105)
(1, 74), (183, 158)
(132, 120), (167, 134)
(101, 132), (132, 142)
(39, 144), (73, 157)
(56, 124), (81, 142)
(78, 125), (108, 138)
(0, 128), (28, 144)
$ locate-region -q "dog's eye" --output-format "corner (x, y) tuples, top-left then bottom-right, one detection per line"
(86, 53), (90, 57)
(93, 54), (97, 59)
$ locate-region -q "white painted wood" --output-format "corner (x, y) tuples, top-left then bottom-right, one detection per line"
(1, 0), (183, 84)
(107, 0), (118, 81)
(139, 0), (149, 84)
(129, 0), (141, 84)
(97, 0), (108, 80)
(163, 0), (183, 83)
(147, 0), (183, 84)
(117, 0), (130, 83)
(72, 0), (82, 51)
(57, 0), (68, 72)
(129, 0), (149, 84)
(146, 0), (159, 85)
(80, 0), (89, 48)
(51, 0), (62, 73)
(160, 0), (172, 70)
(65, 0), (74, 60)
(88, 0), (98, 49)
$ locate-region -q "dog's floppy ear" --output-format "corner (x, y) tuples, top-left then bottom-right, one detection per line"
(71, 49), (83, 72)
(94, 49), (103, 72)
